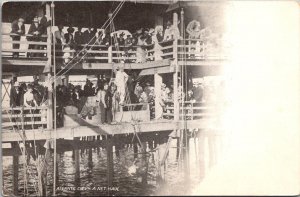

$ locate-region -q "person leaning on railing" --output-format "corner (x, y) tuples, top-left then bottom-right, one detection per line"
(10, 17), (25, 58)
(27, 16), (40, 58)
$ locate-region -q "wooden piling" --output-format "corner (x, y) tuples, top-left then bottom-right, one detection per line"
(12, 142), (19, 196)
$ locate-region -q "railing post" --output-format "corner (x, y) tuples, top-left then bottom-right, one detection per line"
(47, 73), (53, 130)
(154, 72), (162, 119)
(45, 3), (52, 72)
(173, 40), (179, 121)
(108, 46), (112, 63)
(20, 106), (24, 131)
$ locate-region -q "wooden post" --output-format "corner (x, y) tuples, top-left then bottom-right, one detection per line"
(106, 136), (114, 187)
(180, 8), (185, 37)
(154, 73), (162, 119)
(47, 73), (53, 130)
(108, 46), (112, 63)
(12, 142), (19, 196)
(45, 3), (52, 72)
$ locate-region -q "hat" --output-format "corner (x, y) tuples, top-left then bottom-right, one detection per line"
(18, 18), (25, 23)
(58, 24), (64, 29)
(13, 81), (20, 86)
(120, 32), (125, 37)
(148, 28), (155, 34)
(67, 27), (74, 33)
(33, 17), (39, 23)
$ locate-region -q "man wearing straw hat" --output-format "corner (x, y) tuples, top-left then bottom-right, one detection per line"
(10, 17), (25, 58)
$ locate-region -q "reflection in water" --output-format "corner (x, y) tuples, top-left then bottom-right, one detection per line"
(2, 131), (221, 196)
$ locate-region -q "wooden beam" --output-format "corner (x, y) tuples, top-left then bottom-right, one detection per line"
(154, 73), (162, 119)
(2, 119), (213, 142)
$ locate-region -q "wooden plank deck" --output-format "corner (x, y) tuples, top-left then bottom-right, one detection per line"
(2, 119), (212, 142)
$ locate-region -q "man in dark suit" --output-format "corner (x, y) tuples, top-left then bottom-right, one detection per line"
(10, 81), (21, 107)
(74, 25), (84, 51)
(11, 17), (25, 58)
(64, 27), (75, 49)
(27, 16), (40, 57)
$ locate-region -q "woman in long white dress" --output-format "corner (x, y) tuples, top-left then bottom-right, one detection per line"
(152, 26), (163, 61)
(136, 34), (146, 63)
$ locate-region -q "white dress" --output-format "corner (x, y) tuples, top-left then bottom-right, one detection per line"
(152, 35), (163, 61)
(136, 36), (146, 63)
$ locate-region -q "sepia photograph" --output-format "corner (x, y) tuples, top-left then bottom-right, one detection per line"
(1, 0), (299, 196)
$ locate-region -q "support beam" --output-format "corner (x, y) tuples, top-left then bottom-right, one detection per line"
(47, 73), (53, 129)
(154, 73), (162, 119)
(45, 3), (51, 73)
(12, 142), (19, 196)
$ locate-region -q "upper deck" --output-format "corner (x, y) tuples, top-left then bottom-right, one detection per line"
(2, 23), (229, 76)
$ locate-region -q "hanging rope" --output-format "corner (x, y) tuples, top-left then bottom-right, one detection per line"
(52, 0), (125, 78)
(51, 0), (125, 81)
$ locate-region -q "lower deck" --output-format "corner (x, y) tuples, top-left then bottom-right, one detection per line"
(2, 119), (213, 142)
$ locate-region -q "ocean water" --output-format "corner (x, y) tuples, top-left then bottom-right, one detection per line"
(2, 134), (217, 196)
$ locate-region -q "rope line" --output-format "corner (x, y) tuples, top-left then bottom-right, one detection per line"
(51, 0), (125, 81)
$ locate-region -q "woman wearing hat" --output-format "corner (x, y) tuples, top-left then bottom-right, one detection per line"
(24, 84), (38, 107)
(11, 17), (25, 58)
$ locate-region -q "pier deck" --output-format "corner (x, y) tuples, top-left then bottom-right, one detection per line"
(2, 119), (211, 142)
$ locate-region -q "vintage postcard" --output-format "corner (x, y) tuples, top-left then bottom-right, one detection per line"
(1, 0), (299, 196)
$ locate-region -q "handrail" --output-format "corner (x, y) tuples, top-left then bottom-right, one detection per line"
(3, 33), (48, 38)
(2, 106), (48, 111)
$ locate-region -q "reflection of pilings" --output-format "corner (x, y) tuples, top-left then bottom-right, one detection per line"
(88, 148), (93, 169)
(133, 143), (138, 159)
(12, 142), (19, 196)
(182, 129), (190, 178)
(198, 130), (205, 179)
(106, 136), (114, 187)
(74, 137), (81, 196)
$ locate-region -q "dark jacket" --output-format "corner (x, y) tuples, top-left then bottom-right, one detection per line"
(74, 31), (84, 45)
(27, 23), (40, 41)
(38, 16), (51, 35)
(10, 87), (20, 107)
(11, 20), (25, 39)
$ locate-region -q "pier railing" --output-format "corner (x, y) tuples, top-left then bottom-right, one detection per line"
(2, 33), (227, 63)
(2, 106), (48, 131)
(163, 101), (215, 120)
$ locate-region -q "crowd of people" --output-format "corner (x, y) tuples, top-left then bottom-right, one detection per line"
(9, 71), (219, 127)
(10, 14), (184, 62)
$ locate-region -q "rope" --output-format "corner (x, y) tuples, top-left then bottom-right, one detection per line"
(5, 108), (39, 195)
(51, 0), (125, 81)
(51, 2), (58, 196)
(52, 0), (124, 78)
